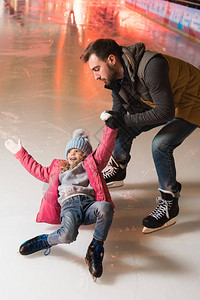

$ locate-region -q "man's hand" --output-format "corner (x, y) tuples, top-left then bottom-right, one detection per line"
(5, 139), (22, 154)
(100, 111), (112, 121)
(101, 110), (125, 129)
(100, 110), (117, 129)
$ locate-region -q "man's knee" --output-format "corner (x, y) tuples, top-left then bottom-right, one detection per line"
(152, 135), (169, 153)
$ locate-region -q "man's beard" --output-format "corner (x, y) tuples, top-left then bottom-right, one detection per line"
(106, 63), (121, 85)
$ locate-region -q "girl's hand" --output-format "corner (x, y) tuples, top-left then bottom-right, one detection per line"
(101, 110), (125, 129)
(5, 139), (22, 154)
(100, 111), (112, 121)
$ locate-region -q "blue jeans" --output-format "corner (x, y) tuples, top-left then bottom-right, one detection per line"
(48, 195), (114, 246)
(113, 118), (197, 192)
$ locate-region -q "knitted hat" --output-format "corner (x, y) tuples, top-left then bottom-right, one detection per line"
(65, 129), (92, 158)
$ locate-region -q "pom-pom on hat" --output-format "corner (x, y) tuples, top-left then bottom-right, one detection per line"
(65, 129), (93, 158)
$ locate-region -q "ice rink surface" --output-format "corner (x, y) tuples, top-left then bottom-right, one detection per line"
(0, 1), (200, 299)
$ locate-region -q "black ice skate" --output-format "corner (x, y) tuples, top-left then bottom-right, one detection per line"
(19, 234), (51, 255)
(142, 182), (182, 234)
(103, 156), (126, 188)
(85, 238), (104, 282)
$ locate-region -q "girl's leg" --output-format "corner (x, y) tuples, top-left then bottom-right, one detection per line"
(48, 197), (82, 245)
(19, 198), (82, 255)
(83, 201), (114, 242)
(83, 199), (114, 279)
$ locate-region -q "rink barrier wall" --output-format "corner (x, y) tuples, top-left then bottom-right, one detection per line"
(125, 0), (200, 43)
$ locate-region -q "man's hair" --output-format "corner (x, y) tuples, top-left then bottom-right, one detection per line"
(81, 39), (122, 63)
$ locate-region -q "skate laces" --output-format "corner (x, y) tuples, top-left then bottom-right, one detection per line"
(44, 247), (51, 256)
(150, 197), (173, 220)
(27, 235), (51, 256)
(103, 165), (118, 179)
(103, 157), (119, 179)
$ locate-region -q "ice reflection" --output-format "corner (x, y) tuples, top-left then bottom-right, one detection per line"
(4, 0), (25, 27)
(1, 0), (200, 121)
(2, 0), (200, 65)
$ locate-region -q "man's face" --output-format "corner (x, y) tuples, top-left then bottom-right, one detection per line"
(88, 53), (121, 85)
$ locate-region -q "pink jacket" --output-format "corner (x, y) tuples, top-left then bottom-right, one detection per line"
(15, 126), (117, 225)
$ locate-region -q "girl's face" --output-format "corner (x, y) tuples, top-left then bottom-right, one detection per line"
(67, 148), (84, 166)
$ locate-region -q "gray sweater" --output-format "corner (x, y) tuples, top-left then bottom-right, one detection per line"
(58, 162), (95, 206)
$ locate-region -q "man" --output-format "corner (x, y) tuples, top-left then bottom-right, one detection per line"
(81, 38), (200, 233)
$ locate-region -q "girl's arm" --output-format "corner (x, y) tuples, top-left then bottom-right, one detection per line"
(5, 139), (52, 183)
(92, 125), (117, 171)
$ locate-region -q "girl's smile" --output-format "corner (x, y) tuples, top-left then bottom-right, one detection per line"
(67, 148), (84, 165)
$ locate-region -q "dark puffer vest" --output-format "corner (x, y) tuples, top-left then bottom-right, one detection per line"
(114, 43), (200, 127)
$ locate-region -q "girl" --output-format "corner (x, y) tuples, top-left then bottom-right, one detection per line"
(5, 117), (118, 281)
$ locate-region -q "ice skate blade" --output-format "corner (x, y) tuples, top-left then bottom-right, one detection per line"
(107, 180), (124, 188)
(142, 217), (177, 234)
(92, 276), (97, 282)
(85, 257), (98, 282)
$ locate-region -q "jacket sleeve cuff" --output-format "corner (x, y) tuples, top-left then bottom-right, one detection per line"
(14, 147), (26, 159)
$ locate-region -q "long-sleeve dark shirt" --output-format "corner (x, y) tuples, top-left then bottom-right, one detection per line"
(111, 55), (175, 127)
